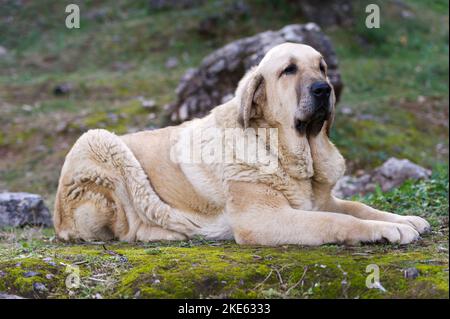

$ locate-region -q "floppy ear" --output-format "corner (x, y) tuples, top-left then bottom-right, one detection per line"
(236, 68), (266, 129)
(325, 88), (336, 137)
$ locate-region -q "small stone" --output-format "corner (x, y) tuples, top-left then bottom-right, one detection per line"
(152, 279), (161, 285)
(340, 106), (353, 115)
(438, 246), (448, 253)
(0, 46), (8, 58)
(24, 271), (39, 278)
(165, 57), (179, 69)
(45, 274), (55, 280)
(403, 267), (420, 279)
(94, 293), (103, 299)
(21, 104), (33, 112)
(138, 97), (156, 109)
(107, 113), (119, 123)
(117, 255), (128, 263)
(53, 83), (72, 96)
(33, 282), (47, 292)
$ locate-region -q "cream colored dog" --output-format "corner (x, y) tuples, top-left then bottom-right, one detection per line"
(54, 43), (430, 245)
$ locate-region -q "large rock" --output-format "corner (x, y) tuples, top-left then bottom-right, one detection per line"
(168, 23), (343, 123)
(372, 158), (432, 192)
(333, 158), (432, 198)
(0, 192), (52, 227)
(0, 292), (24, 299)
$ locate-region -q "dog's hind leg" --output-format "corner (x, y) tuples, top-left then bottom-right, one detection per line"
(54, 129), (200, 241)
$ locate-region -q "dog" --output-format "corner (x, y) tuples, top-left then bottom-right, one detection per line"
(53, 43), (430, 245)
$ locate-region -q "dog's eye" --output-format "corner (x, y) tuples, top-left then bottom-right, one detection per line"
(282, 64), (298, 76)
(319, 62), (326, 74)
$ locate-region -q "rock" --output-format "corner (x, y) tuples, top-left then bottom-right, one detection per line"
(333, 158), (431, 198)
(0, 46), (8, 58)
(372, 158), (431, 192)
(33, 282), (47, 292)
(45, 274), (55, 280)
(168, 23), (343, 123)
(137, 97), (156, 110)
(339, 106), (353, 115)
(53, 83), (72, 96)
(403, 267), (420, 279)
(24, 271), (39, 278)
(332, 174), (374, 198)
(165, 57), (179, 69)
(0, 192), (52, 227)
(0, 292), (24, 299)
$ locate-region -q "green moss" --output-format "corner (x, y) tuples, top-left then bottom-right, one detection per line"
(0, 232), (448, 299)
(0, 258), (67, 298)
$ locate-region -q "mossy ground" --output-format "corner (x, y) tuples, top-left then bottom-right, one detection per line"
(0, 0), (448, 299)
(0, 227), (448, 299)
(0, 173), (448, 299)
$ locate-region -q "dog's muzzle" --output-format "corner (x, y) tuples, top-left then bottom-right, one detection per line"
(295, 81), (331, 136)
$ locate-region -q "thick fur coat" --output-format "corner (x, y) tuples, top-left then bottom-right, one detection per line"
(54, 43), (430, 245)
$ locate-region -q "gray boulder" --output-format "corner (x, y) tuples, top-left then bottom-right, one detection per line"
(0, 192), (52, 227)
(0, 292), (24, 299)
(333, 158), (431, 198)
(168, 23), (343, 123)
(372, 157), (432, 192)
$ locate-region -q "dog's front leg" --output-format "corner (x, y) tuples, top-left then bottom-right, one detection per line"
(226, 181), (419, 246)
(322, 196), (431, 234)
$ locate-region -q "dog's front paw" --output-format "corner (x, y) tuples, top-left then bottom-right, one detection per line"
(362, 220), (420, 244)
(394, 215), (431, 234)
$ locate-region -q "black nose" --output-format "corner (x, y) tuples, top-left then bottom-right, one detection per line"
(311, 82), (331, 99)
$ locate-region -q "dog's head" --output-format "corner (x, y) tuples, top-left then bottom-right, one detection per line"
(236, 43), (335, 137)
